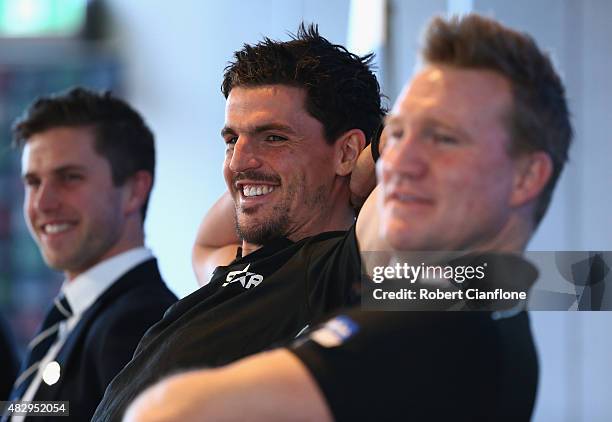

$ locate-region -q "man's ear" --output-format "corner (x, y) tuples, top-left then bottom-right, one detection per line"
(123, 170), (153, 216)
(510, 151), (553, 207)
(334, 129), (366, 176)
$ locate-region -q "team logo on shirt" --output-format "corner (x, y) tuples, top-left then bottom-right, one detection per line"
(223, 264), (264, 289)
(309, 315), (359, 348)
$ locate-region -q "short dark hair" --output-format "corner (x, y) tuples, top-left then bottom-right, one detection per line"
(222, 23), (385, 145)
(12, 87), (155, 222)
(422, 14), (573, 225)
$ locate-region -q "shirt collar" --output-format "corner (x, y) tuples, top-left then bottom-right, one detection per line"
(235, 237), (295, 263)
(61, 247), (154, 316)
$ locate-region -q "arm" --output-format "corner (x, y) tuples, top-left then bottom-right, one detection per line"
(192, 192), (241, 286)
(349, 144), (377, 211)
(354, 126), (391, 255)
(356, 184), (386, 249)
(356, 185), (392, 279)
(123, 349), (333, 422)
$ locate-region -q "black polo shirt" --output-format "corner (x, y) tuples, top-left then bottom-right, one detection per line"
(92, 227), (362, 421)
(291, 254), (539, 422)
(292, 309), (538, 422)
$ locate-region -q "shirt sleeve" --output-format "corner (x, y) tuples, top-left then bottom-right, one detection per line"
(289, 310), (504, 422)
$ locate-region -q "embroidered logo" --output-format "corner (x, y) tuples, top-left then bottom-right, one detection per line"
(309, 315), (359, 348)
(223, 264), (264, 289)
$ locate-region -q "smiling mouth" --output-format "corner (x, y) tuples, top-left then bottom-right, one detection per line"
(40, 222), (75, 235)
(241, 184), (276, 198)
(387, 192), (434, 205)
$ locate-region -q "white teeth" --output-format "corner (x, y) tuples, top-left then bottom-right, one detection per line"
(44, 223), (71, 234)
(242, 185), (275, 197)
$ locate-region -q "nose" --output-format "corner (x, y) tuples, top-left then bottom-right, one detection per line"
(378, 130), (428, 184)
(31, 181), (61, 214)
(227, 137), (261, 173)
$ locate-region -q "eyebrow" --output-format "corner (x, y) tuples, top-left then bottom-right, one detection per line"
(384, 114), (472, 141)
(384, 115), (402, 127)
(221, 123), (297, 138)
(22, 164), (88, 179)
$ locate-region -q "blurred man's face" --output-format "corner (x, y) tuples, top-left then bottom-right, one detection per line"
(378, 65), (520, 251)
(22, 127), (128, 280)
(222, 85), (338, 244)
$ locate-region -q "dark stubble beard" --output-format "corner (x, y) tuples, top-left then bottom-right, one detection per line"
(235, 202), (291, 245)
(234, 183), (328, 245)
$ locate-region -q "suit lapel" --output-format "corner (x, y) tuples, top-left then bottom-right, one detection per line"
(33, 259), (162, 402)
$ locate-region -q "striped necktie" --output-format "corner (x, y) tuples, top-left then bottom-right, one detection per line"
(9, 295), (72, 401)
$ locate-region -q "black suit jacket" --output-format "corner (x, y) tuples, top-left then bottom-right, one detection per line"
(25, 258), (177, 422)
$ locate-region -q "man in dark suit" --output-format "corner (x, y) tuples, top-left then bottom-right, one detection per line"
(4, 88), (177, 422)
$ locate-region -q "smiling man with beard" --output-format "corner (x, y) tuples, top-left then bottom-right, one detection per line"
(91, 24), (385, 421)
(220, 84), (354, 253)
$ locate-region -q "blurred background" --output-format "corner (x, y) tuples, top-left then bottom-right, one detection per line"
(0, 0), (609, 420)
